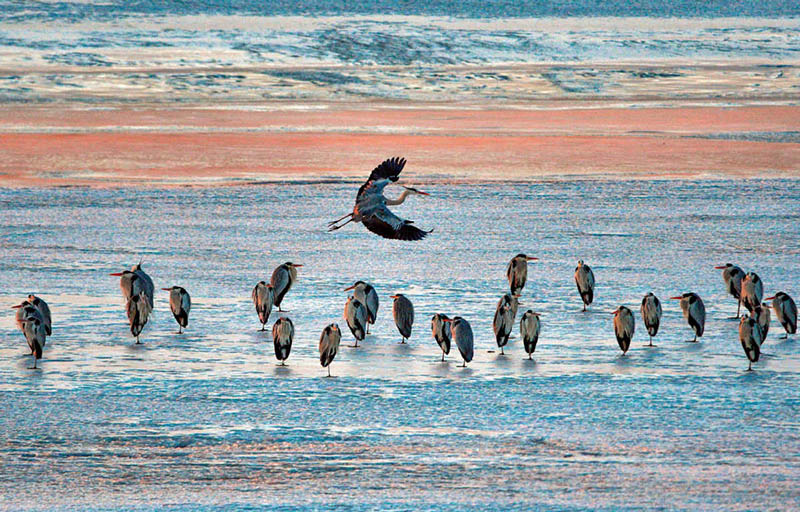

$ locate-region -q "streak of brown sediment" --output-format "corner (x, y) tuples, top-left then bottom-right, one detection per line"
(1, 103), (798, 187)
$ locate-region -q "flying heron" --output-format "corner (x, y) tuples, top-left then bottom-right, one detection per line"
(328, 157), (432, 240)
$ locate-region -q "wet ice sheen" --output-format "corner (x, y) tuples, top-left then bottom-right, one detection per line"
(0, 179), (799, 510)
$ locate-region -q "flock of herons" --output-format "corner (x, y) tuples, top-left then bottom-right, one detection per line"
(11, 258), (797, 374)
(9, 158), (799, 374)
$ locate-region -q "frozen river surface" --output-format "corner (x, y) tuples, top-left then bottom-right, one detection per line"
(0, 179), (799, 510)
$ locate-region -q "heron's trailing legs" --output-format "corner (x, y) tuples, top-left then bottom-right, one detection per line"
(328, 218), (354, 232)
(328, 213), (354, 231)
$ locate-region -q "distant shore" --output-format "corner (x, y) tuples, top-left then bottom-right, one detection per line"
(0, 102), (798, 187)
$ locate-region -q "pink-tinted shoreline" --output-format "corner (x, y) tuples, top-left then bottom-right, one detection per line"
(1, 104), (798, 187)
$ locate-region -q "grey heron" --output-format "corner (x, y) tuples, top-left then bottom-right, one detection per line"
(574, 260), (595, 311)
(670, 293), (705, 342)
(22, 317), (46, 369)
(162, 286), (190, 334)
(344, 281), (379, 334)
(272, 317), (294, 365)
(111, 262), (154, 308)
(319, 323), (342, 377)
(715, 264), (744, 317)
(126, 291), (152, 344)
(271, 262), (302, 312)
(390, 294), (414, 343)
(640, 292), (662, 346)
(493, 294), (514, 354)
(740, 272), (763, 314)
(764, 292), (797, 338)
(27, 295), (51, 336)
(739, 314), (762, 371)
(753, 302), (770, 344)
(612, 306), (635, 355)
(327, 157), (432, 241)
(507, 254), (538, 295)
(12, 302), (46, 367)
(431, 313), (451, 361)
(443, 316), (474, 367)
(252, 281), (274, 331)
(520, 310), (541, 359)
(344, 295), (368, 347)
(13, 300), (33, 334)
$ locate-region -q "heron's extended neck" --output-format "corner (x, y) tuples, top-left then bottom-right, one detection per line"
(385, 189), (412, 206)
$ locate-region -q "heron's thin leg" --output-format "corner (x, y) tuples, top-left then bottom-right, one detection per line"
(441, 352), (445, 362)
(328, 218), (354, 232)
(328, 212), (352, 226)
(327, 366), (331, 377)
(748, 361), (752, 371)
(528, 353), (532, 360)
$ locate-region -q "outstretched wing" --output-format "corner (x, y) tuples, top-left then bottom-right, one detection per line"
(362, 207), (431, 241)
(357, 157), (406, 199)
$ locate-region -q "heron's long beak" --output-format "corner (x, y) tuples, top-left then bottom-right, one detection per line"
(610, 310), (618, 315)
(669, 296), (682, 300)
(11, 304), (22, 309)
(343, 284), (356, 291)
(403, 186), (430, 196)
(161, 288), (171, 291)
(764, 296), (776, 301)
(527, 257), (539, 261)
(389, 295), (399, 299)
(714, 265), (726, 269)
(292, 264), (304, 268)
(442, 318), (453, 323)
(110, 272), (124, 276)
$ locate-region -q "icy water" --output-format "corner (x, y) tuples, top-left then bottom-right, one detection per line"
(1, 179), (799, 510)
(2, 1), (800, 104)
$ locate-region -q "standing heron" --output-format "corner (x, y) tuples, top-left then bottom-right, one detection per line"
(127, 291), (152, 344)
(739, 314), (762, 371)
(764, 292), (797, 338)
(670, 293), (705, 342)
(111, 262), (154, 307)
(444, 316), (474, 367)
(27, 295), (52, 336)
(390, 294), (414, 343)
(21, 316), (46, 369)
(507, 254), (538, 295)
(13, 302), (46, 363)
(520, 310), (541, 360)
(271, 262), (302, 312)
(252, 281), (274, 331)
(493, 295), (514, 355)
(162, 286), (190, 334)
(327, 157), (432, 240)
(612, 306), (635, 355)
(715, 263), (744, 317)
(740, 272), (763, 314)
(431, 313), (451, 361)
(344, 281), (379, 334)
(272, 317), (294, 365)
(319, 323), (342, 377)
(754, 303), (770, 344)
(344, 295), (368, 347)
(640, 292), (662, 346)
(13, 300), (33, 333)
(574, 260), (595, 311)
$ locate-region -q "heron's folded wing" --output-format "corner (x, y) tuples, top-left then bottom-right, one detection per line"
(271, 267), (290, 296)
